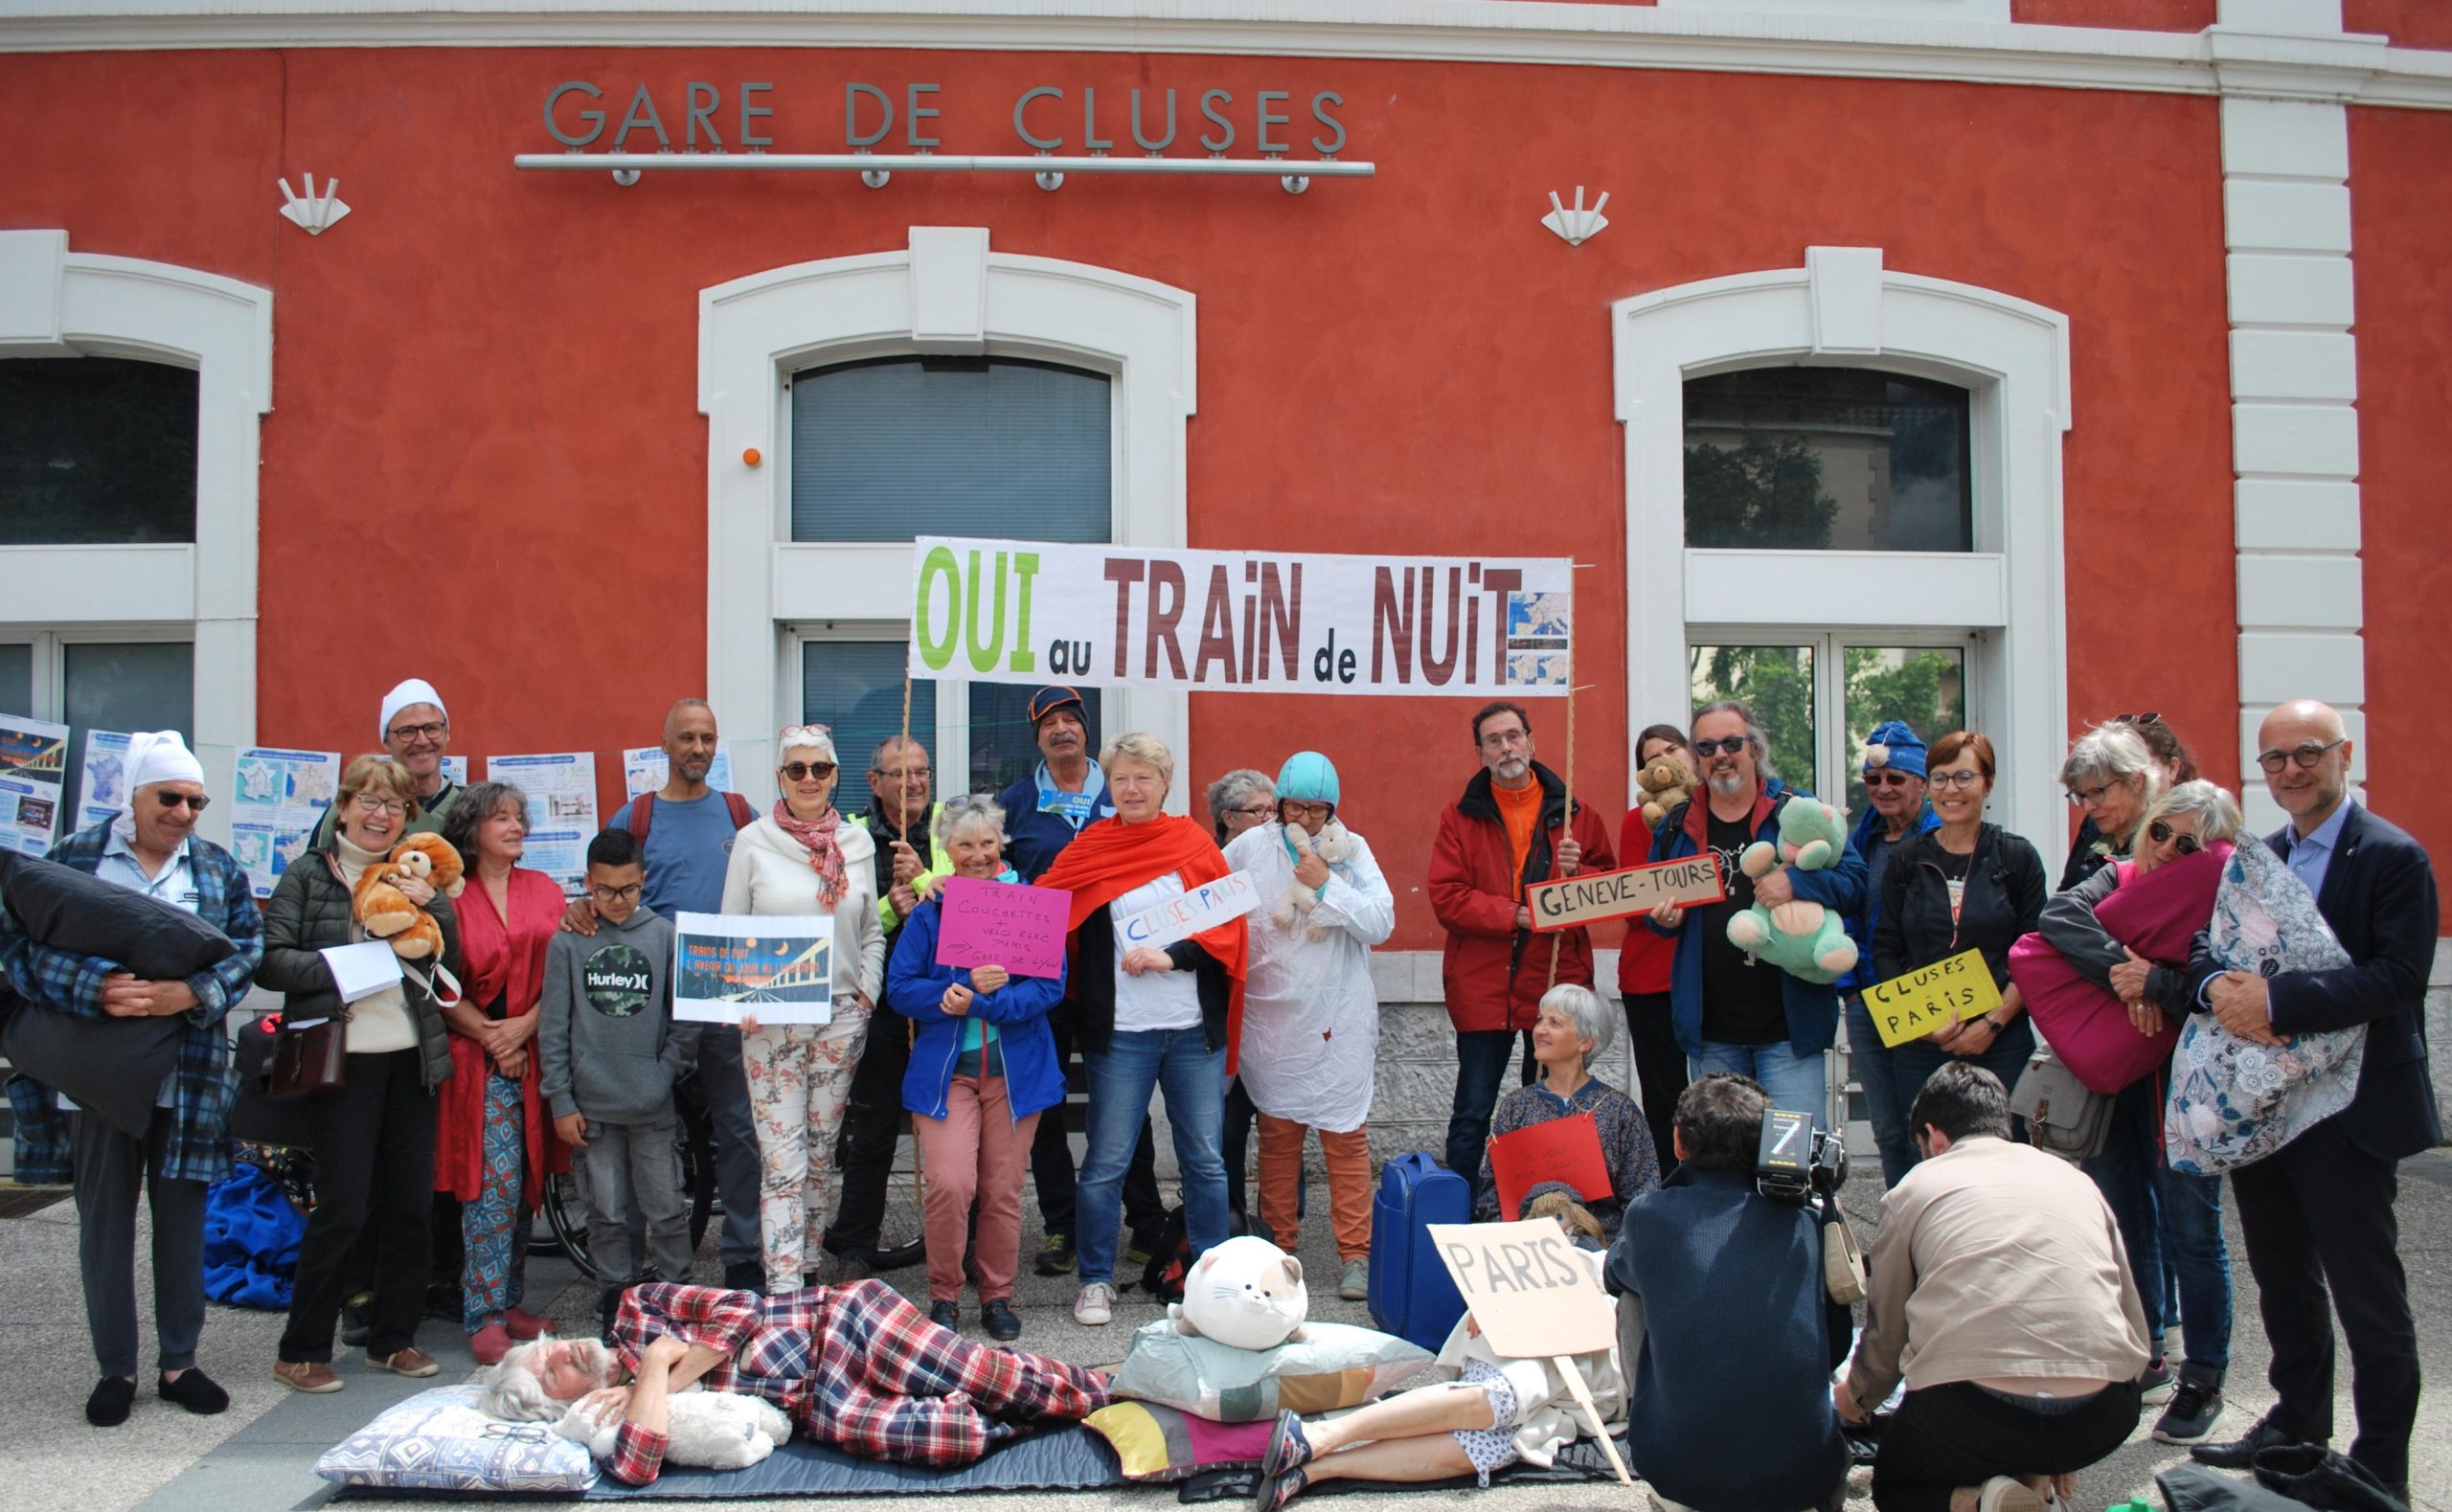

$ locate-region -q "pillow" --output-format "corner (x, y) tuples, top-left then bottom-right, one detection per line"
(1108, 1320), (1432, 1423)
(0, 849), (238, 979)
(313, 1383), (599, 1494)
(1082, 1401), (1273, 1483)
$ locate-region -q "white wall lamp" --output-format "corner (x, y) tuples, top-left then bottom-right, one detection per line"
(1542, 187), (1609, 247)
(276, 173), (351, 235)
(516, 152), (1369, 197)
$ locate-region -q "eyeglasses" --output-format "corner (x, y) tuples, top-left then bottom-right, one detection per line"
(1928, 770), (1987, 791)
(386, 721), (447, 742)
(2146, 820), (2201, 855)
(350, 793), (408, 818)
(2257, 738), (2345, 774)
(1862, 771), (1917, 788)
(1691, 736), (1748, 758)
(779, 761), (837, 781)
(873, 766), (930, 782)
(587, 882), (644, 903)
(152, 790), (211, 812)
(2065, 782), (2116, 808)
(1231, 802), (1276, 818)
(1476, 727), (1530, 750)
(1281, 801), (1333, 821)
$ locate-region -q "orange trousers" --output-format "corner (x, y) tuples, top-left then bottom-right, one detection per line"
(1255, 1112), (1373, 1261)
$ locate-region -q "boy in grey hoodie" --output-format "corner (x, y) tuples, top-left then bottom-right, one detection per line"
(542, 829), (697, 1299)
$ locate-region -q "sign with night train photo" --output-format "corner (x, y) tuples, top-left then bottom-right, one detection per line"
(907, 537), (1573, 697)
(671, 912), (834, 1026)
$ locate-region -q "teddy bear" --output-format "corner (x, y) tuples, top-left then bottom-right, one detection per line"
(1168, 1234), (1308, 1352)
(1724, 798), (1860, 984)
(1271, 819), (1360, 941)
(352, 832), (466, 961)
(1635, 755), (1696, 832)
(554, 1388), (791, 1471)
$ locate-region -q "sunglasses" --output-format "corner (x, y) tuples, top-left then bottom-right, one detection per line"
(153, 790), (211, 812)
(2147, 820), (2200, 855)
(1862, 771), (1917, 788)
(1691, 736), (1749, 757)
(2111, 711), (2163, 729)
(779, 761), (837, 781)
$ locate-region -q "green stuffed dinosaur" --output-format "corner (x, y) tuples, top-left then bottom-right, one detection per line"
(1724, 797), (1861, 985)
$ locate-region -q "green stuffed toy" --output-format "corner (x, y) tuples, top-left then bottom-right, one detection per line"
(1724, 797), (1861, 985)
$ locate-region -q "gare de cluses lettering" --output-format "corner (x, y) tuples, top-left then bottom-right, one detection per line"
(542, 79), (1349, 156)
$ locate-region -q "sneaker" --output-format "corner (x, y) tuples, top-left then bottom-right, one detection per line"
(928, 1299), (962, 1331)
(367, 1346), (442, 1378)
(2136, 1358), (2176, 1406)
(829, 1250), (874, 1285)
(1263, 1410), (1315, 1478)
(983, 1299), (1022, 1342)
(339, 1290), (375, 1348)
(274, 1359), (344, 1393)
(1074, 1282), (1116, 1326)
(468, 1323), (511, 1365)
(1124, 1234), (1160, 1270)
(1338, 1257), (1369, 1301)
(1035, 1234), (1078, 1276)
(2152, 1377), (2227, 1446)
(1975, 1477), (2048, 1512)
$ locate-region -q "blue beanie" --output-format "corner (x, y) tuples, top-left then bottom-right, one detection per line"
(1862, 721), (1928, 779)
(1275, 751), (1341, 807)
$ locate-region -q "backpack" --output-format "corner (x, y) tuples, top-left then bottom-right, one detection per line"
(627, 789), (755, 845)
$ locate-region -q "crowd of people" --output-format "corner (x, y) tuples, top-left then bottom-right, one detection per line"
(0, 673), (2434, 1512)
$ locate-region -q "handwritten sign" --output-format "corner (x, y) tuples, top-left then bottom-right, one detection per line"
(1487, 1113), (1613, 1221)
(936, 875), (1071, 980)
(1119, 869), (1262, 951)
(1864, 947), (2005, 1048)
(1528, 855), (1725, 932)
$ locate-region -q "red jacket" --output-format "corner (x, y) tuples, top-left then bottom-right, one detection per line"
(1617, 805), (1676, 998)
(1428, 762), (1617, 1033)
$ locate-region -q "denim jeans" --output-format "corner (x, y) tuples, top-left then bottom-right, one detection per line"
(1079, 1028), (1230, 1287)
(1694, 1040), (1828, 1122)
(1443, 1027), (1535, 1193)
(1844, 995), (1916, 1188)
(2084, 1072), (2232, 1379)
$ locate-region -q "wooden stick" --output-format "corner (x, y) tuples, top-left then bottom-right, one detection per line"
(897, 670), (924, 1224)
(1545, 639), (1576, 988)
(1555, 1355), (1635, 1486)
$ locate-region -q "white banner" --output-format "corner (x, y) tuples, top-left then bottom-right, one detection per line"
(907, 537), (1572, 697)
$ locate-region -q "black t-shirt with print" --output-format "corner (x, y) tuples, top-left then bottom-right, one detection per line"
(1699, 807), (1787, 1046)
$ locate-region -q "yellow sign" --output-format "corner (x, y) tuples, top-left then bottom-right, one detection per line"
(1863, 947), (2004, 1048)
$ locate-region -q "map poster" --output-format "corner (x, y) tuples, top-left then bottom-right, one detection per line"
(485, 751), (600, 894)
(77, 730), (133, 830)
(230, 747), (341, 897)
(622, 742), (735, 801)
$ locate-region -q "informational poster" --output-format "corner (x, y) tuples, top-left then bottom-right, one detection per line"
(485, 751), (599, 893)
(230, 747), (342, 897)
(1527, 855), (1725, 932)
(671, 912), (834, 1026)
(438, 756), (469, 785)
(77, 730), (133, 829)
(935, 875), (1072, 979)
(1118, 870), (1261, 952)
(623, 742), (735, 801)
(0, 714), (69, 855)
(907, 537), (1574, 697)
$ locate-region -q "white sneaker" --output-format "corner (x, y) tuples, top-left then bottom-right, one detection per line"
(1074, 1282), (1116, 1326)
(1976, 1477), (2048, 1512)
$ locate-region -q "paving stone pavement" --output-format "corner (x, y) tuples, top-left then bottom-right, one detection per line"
(1, 1146), (2445, 1512)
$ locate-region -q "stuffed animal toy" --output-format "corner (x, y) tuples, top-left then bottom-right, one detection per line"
(1635, 755), (1696, 832)
(352, 832), (466, 962)
(554, 1388), (791, 1471)
(1724, 799), (1860, 984)
(1168, 1234), (1308, 1351)
(1271, 819), (1360, 940)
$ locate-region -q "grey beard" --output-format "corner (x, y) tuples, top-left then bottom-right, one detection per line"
(1493, 757), (1531, 784)
(1707, 770), (1748, 797)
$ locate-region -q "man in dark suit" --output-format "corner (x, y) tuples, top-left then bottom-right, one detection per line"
(2185, 700), (2438, 1501)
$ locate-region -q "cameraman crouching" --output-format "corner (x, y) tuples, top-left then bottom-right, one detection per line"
(1838, 1063), (2148, 1512)
(1605, 1073), (1851, 1512)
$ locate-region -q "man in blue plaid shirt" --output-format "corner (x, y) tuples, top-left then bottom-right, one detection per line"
(1, 732), (262, 1429)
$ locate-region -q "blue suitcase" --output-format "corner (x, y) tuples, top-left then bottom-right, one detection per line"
(1368, 1152), (1470, 1351)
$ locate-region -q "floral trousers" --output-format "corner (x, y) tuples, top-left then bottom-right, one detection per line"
(743, 1003), (872, 1285)
(462, 1070), (531, 1332)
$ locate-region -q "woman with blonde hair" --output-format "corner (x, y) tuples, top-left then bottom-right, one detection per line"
(718, 725), (886, 1290)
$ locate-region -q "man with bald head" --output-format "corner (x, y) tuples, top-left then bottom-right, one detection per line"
(2184, 700), (2437, 1501)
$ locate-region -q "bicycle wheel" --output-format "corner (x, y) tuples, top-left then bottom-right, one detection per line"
(539, 1168), (603, 1282)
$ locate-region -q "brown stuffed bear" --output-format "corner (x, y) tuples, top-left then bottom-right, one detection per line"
(352, 832), (465, 961)
(1636, 755), (1697, 831)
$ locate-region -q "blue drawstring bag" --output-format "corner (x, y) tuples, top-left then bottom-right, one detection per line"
(203, 1159), (306, 1309)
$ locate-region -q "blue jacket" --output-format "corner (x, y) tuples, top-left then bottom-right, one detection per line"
(884, 890), (1067, 1123)
(1838, 800), (1938, 993)
(1646, 779), (1867, 1059)
(993, 764), (1116, 883)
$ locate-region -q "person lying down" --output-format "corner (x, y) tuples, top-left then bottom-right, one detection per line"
(476, 1279), (1108, 1486)
(1249, 1246), (1625, 1510)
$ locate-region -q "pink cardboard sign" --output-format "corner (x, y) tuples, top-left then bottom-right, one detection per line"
(935, 875), (1073, 981)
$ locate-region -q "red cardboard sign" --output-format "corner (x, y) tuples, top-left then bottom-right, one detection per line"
(1487, 1112), (1613, 1221)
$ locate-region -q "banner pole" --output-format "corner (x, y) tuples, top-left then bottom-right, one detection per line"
(1545, 645), (1575, 989)
(895, 669), (924, 1222)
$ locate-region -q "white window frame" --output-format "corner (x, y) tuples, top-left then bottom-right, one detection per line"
(1615, 246), (2071, 849)
(0, 231), (270, 845)
(1682, 625), (1982, 807)
(700, 227), (1195, 808)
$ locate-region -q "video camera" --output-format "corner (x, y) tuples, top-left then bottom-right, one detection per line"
(1755, 1107), (1848, 1207)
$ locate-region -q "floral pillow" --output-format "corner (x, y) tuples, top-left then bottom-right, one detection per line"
(313, 1383), (599, 1494)
(1082, 1401), (1273, 1482)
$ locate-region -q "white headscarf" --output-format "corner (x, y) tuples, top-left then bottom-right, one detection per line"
(123, 730), (205, 797)
(379, 678), (448, 741)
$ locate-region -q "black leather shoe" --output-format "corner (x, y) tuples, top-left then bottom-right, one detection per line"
(2191, 1416), (2302, 1469)
(86, 1377), (136, 1428)
(928, 1299), (962, 1331)
(983, 1299), (1022, 1342)
(721, 1261), (765, 1295)
(869, 1236), (927, 1273)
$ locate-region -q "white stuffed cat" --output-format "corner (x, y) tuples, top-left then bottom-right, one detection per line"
(1168, 1234), (1309, 1351)
(1271, 820), (1359, 941)
(553, 1388), (792, 1471)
